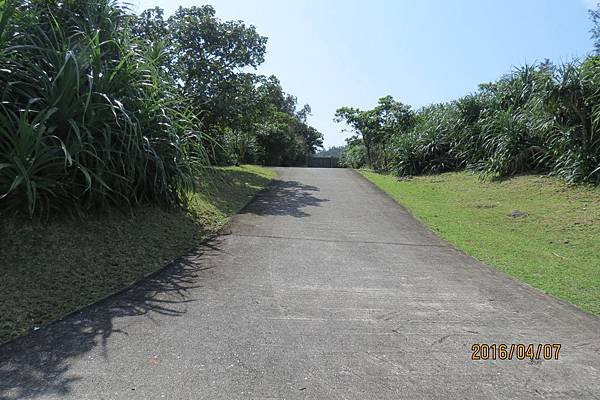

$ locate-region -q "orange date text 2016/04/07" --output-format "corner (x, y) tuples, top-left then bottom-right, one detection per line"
(471, 343), (561, 361)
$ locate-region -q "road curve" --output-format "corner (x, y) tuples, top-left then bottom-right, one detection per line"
(1, 167), (600, 399)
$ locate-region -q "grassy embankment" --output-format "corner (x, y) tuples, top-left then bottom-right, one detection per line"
(361, 171), (600, 315)
(0, 165), (275, 344)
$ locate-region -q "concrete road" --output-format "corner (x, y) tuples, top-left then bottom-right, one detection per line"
(1, 168), (600, 399)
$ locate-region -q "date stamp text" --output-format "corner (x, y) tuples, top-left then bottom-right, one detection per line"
(471, 343), (561, 361)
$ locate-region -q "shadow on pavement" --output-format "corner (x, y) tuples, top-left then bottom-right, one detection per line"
(0, 241), (222, 400)
(241, 179), (328, 218)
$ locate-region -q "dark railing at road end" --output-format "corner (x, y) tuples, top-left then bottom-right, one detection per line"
(305, 156), (340, 168)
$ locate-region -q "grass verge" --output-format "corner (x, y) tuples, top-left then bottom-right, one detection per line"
(360, 170), (600, 315)
(0, 165), (275, 344)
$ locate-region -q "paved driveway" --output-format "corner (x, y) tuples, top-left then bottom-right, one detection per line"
(1, 168), (600, 399)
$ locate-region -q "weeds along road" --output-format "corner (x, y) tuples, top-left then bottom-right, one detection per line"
(1, 168), (600, 399)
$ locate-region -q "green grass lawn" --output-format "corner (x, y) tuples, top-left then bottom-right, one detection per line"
(0, 165), (275, 344)
(360, 170), (600, 315)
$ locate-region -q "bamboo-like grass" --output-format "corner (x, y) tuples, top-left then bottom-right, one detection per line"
(0, 0), (207, 217)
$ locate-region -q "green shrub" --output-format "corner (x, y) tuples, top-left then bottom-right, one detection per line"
(0, 0), (205, 216)
(388, 104), (460, 176)
(340, 138), (367, 168)
(544, 58), (600, 183)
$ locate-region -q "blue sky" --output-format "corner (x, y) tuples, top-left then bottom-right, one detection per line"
(131, 0), (597, 148)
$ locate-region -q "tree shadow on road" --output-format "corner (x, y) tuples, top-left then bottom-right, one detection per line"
(240, 179), (328, 218)
(0, 240), (223, 400)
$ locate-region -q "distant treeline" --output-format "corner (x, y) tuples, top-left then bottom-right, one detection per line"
(336, 8), (600, 184)
(0, 1), (323, 216)
(316, 145), (346, 158)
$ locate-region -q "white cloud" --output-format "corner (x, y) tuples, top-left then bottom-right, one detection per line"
(583, 0), (599, 10)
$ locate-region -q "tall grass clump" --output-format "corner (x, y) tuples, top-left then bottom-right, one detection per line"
(472, 65), (552, 178)
(389, 103), (462, 176)
(545, 58), (600, 183)
(0, 0), (206, 217)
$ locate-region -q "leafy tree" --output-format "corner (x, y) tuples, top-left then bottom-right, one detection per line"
(133, 6), (267, 133)
(165, 6), (267, 128)
(131, 7), (168, 44)
(294, 104), (324, 153)
(133, 6), (321, 166)
(335, 96), (414, 169)
(339, 137), (366, 168)
(252, 83), (323, 166)
(334, 107), (378, 168)
(372, 96), (415, 169)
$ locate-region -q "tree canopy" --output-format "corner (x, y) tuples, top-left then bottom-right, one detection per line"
(335, 96), (414, 170)
(132, 5), (322, 166)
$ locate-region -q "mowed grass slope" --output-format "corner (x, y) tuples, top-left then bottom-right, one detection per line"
(0, 165), (275, 344)
(361, 171), (600, 315)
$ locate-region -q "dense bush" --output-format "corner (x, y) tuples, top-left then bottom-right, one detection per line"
(546, 58), (600, 183)
(0, 1), (204, 216)
(340, 138), (366, 168)
(388, 104), (462, 176)
(337, 59), (600, 184)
